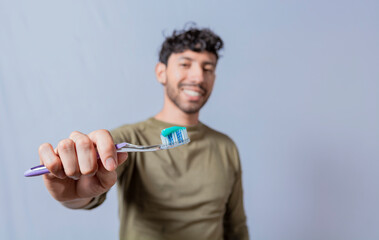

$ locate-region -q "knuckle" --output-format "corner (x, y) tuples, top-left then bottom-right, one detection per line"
(38, 143), (50, 155)
(91, 129), (111, 139)
(69, 131), (82, 138)
(75, 137), (92, 150)
(96, 129), (110, 135)
(58, 139), (74, 151)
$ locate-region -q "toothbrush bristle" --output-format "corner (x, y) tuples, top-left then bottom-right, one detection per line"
(160, 128), (190, 148)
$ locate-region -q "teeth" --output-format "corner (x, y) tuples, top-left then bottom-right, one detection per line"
(183, 89), (201, 97)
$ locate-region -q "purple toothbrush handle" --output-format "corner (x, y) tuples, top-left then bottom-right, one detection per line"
(24, 143), (128, 177)
(24, 165), (50, 177)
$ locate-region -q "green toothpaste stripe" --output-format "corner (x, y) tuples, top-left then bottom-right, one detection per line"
(161, 126), (186, 137)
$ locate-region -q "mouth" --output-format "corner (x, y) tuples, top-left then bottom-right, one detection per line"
(180, 86), (206, 101)
(183, 89), (202, 97)
(179, 83), (206, 98)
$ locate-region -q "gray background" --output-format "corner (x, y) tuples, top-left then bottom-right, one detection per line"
(1, 0), (378, 239)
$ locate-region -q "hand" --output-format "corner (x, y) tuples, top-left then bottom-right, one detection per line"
(38, 129), (128, 208)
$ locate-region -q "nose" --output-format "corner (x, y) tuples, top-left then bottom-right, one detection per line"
(188, 64), (205, 84)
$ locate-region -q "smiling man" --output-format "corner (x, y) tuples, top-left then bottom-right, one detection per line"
(39, 26), (249, 240)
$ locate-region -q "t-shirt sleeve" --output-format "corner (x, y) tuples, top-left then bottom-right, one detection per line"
(82, 192), (107, 210)
(223, 143), (250, 239)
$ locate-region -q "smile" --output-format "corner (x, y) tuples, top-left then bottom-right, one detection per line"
(183, 89), (202, 97)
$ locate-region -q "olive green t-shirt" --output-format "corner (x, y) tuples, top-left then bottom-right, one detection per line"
(87, 117), (249, 240)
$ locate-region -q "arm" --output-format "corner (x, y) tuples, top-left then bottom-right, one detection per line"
(223, 145), (249, 240)
(223, 169), (249, 240)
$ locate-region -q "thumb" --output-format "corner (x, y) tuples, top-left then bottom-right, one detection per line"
(116, 152), (128, 167)
(94, 158), (118, 189)
(93, 152), (127, 189)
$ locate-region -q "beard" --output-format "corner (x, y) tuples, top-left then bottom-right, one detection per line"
(166, 80), (210, 114)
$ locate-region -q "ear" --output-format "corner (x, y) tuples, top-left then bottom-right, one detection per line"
(155, 62), (167, 85)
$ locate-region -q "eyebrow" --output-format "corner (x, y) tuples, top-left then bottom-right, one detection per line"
(178, 56), (216, 66)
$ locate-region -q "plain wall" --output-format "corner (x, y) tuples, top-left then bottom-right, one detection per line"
(1, 0), (378, 239)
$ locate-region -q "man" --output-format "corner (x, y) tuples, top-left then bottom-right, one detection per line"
(39, 26), (249, 239)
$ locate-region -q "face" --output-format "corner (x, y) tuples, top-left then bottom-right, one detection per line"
(159, 50), (217, 114)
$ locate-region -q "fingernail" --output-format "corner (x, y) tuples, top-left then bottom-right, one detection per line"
(106, 157), (116, 170)
(57, 172), (67, 179)
(69, 175), (80, 181)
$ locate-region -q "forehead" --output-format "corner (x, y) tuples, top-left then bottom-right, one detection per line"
(167, 50), (217, 65)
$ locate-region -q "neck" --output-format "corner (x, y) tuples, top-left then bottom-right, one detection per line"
(155, 98), (200, 126)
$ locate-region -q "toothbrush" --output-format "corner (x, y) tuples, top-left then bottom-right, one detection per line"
(24, 126), (190, 177)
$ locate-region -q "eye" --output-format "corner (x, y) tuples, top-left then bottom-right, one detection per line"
(180, 63), (190, 68)
(203, 67), (214, 73)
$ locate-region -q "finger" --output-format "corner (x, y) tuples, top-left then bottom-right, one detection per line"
(69, 131), (98, 177)
(88, 129), (117, 172)
(39, 143), (65, 179)
(57, 138), (80, 179)
(117, 152), (128, 167)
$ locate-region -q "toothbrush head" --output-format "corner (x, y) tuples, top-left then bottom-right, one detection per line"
(160, 126), (190, 149)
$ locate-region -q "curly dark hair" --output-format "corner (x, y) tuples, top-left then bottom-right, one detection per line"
(159, 25), (224, 65)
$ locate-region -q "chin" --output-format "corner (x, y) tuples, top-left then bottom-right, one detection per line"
(182, 109), (200, 114)
(170, 95), (209, 114)
(179, 104), (203, 114)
